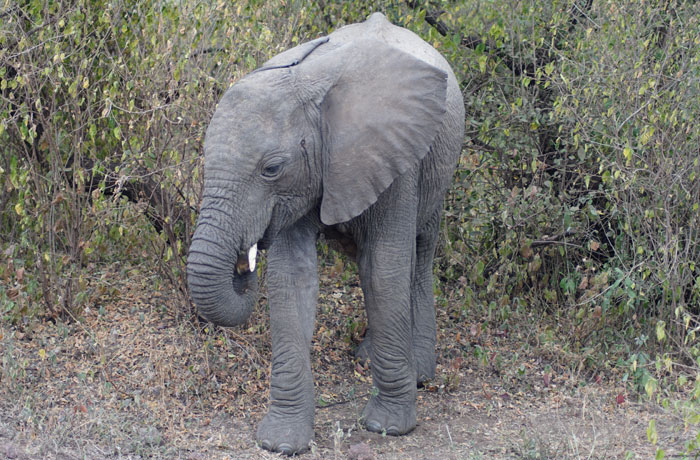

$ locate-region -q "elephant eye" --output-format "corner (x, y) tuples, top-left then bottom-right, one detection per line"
(261, 160), (284, 179)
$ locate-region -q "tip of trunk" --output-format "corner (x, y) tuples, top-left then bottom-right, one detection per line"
(187, 255), (259, 327)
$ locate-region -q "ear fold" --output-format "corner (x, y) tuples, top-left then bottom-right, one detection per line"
(301, 39), (448, 225)
(257, 36), (330, 71)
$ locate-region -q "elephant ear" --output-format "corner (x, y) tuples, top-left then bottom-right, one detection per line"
(304, 38), (448, 225)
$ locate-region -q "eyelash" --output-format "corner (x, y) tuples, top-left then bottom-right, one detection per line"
(262, 162), (283, 178)
(260, 140), (304, 179)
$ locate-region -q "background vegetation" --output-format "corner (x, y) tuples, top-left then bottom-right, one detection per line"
(2, 0), (699, 457)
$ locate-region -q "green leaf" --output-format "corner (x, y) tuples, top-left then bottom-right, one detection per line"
(647, 419), (658, 445)
(640, 127), (654, 146)
(68, 80), (78, 98)
(656, 321), (665, 342)
(645, 378), (656, 398)
(544, 61), (554, 75)
(478, 55), (488, 73)
(623, 146), (632, 164)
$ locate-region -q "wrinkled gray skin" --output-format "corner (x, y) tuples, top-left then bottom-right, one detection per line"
(187, 13), (465, 455)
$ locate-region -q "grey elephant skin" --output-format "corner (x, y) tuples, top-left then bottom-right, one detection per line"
(186, 13), (465, 455)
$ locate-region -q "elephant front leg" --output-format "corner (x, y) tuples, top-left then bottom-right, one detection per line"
(357, 220), (418, 436)
(257, 220), (319, 455)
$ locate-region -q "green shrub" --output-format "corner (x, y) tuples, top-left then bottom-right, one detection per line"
(0, 0), (326, 322)
(422, 0), (700, 366)
(426, 1), (699, 450)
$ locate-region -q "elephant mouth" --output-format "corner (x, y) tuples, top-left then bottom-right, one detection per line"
(235, 244), (258, 275)
(233, 222), (277, 276)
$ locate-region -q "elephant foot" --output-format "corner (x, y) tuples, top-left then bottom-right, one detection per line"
(256, 411), (314, 455)
(361, 395), (416, 436)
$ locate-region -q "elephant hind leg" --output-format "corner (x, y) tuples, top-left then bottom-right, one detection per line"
(353, 210), (440, 385)
(356, 199), (418, 436)
(412, 210), (441, 384)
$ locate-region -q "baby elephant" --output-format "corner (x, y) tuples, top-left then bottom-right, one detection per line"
(187, 12), (465, 455)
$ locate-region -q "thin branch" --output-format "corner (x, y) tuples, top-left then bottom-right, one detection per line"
(570, 0), (598, 28)
(190, 47), (226, 59)
(316, 391), (372, 409)
(0, 5), (19, 20)
(615, 99), (654, 133)
(530, 229), (579, 248)
(531, 240), (585, 250)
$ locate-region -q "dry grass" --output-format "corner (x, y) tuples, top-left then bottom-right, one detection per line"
(0, 261), (690, 459)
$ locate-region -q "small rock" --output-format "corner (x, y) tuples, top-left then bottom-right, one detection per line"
(348, 442), (374, 460)
(137, 426), (162, 446)
(1, 442), (20, 459)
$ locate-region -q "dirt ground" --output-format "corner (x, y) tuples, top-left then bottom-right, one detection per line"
(0, 262), (692, 459)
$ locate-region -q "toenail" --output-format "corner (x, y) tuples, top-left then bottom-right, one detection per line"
(365, 420), (382, 432)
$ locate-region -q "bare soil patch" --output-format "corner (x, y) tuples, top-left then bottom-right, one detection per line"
(0, 262), (689, 459)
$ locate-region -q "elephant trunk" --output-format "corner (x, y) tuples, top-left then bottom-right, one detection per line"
(186, 216), (259, 327)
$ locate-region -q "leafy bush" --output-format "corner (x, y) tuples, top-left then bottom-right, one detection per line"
(423, 2), (699, 453)
(421, 0), (700, 367)
(0, 0), (323, 322)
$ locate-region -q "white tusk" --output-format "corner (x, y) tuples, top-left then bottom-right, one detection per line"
(248, 244), (257, 272)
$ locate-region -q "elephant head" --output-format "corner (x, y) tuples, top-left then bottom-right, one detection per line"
(186, 37), (448, 326)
